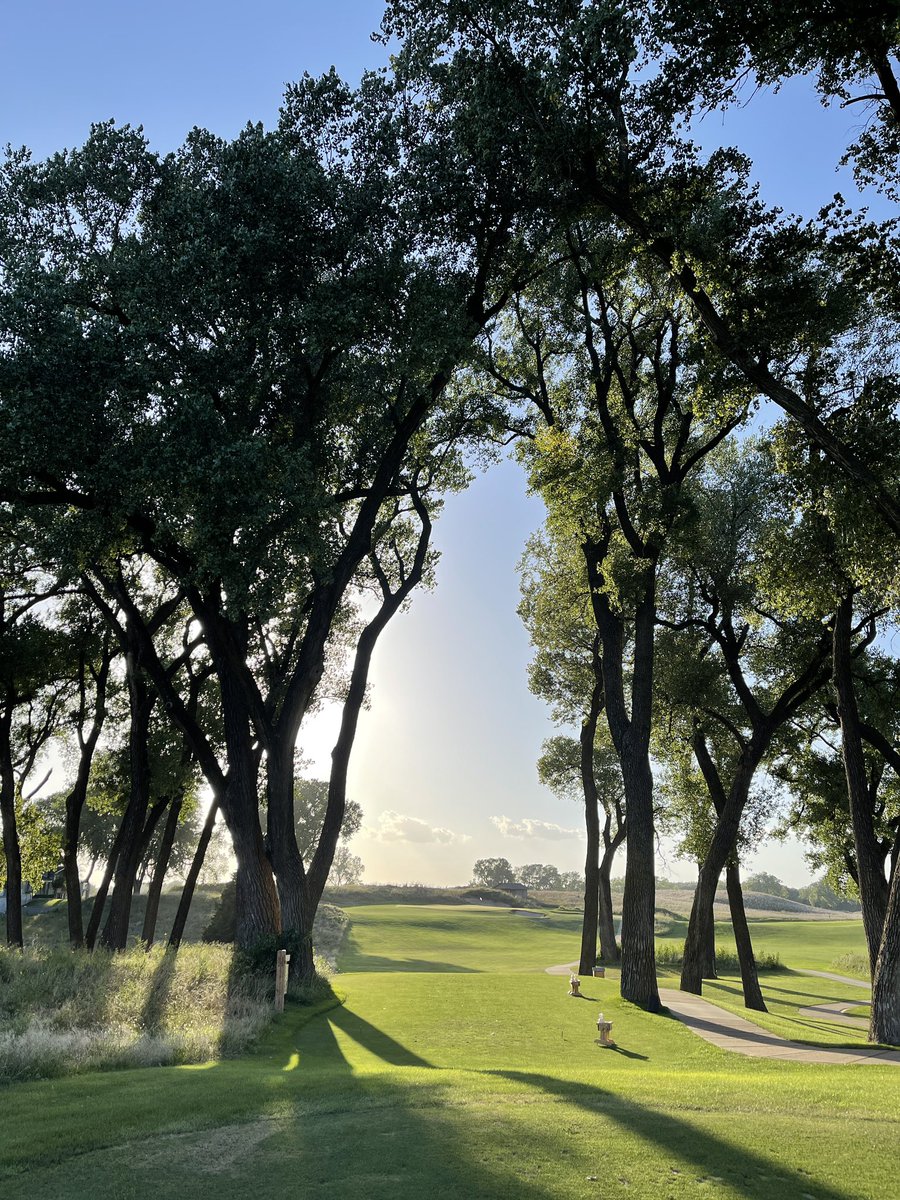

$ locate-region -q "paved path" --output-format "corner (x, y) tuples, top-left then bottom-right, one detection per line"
(545, 961), (898, 1064)
(796, 1000), (869, 1028)
(795, 968), (871, 989)
(658, 988), (899, 1065)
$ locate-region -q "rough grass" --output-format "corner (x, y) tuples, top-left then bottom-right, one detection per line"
(20, 882), (228, 949)
(323, 883), (527, 907)
(654, 940), (782, 971)
(830, 951), (869, 979)
(0, 943), (271, 1082)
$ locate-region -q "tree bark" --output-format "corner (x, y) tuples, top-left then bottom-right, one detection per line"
(726, 858), (766, 1012)
(298, 503), (434, 985)
(699, 890), (718, 980)
(100, 657), (155, 950)
(598, 829), (623, 963)
(833, 591), (889, 973)
(870, 862), (900, 1045)
(578, 670), (603, 975)
(0, 705), (22, 948)
(62, 644), (110, 948)
(681, 752), (762, 994)
(217, 666), (280, 948)
(587, 552), (660, 1011)
(169, 796), (219, 949)
(265, 738), (307, 951)
(85, 823), (124, 949)
(141, 794), (182, 947)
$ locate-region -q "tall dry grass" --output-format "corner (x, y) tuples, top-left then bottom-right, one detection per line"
(0, 943), (271, 1083)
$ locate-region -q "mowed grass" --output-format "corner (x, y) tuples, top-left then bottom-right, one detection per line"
(1, 904), (896, 1200)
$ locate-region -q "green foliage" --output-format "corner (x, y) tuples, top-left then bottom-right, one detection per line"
(292, 778), (362, 860)
(830, 952), (870, 980)
(470, 857), (515, 887)
(654, 940), (782, 972)
(201, 879), (237, 944)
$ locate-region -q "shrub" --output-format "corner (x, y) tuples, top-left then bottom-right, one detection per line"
(654, 941), (781, 972)
(830, 952), (869, 980)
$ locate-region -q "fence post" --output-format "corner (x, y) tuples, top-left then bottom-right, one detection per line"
(275, 948), (287, 1013)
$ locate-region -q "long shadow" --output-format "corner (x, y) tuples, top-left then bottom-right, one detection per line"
(138, 948), (179, 1035)
(339, 953), (479, 973)
(661, 1009), (824, 1049)
(326, 1004), (435, 1069)
(488, 1070), (863, 1200)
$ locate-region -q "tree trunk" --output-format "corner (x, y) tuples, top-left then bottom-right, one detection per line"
(168, 796), (219, 949)
(598, 831), (623, 963)
(265, 739), (307, 948)
(618, 747), (659, 1007)
(834, 592), (889, 973)
(63, 640), (111, 948)
(0, 706), (22, 949)
(141, 795), (182, 947)
(578, 670), (603, 975)
(100, 659), (154, 950)
(699, 893), (718, 980)
(726, 858), (766, 1011)
(85, 824), (124, 950)
(300, 519), (433, 986)
(217, 668), (280, 949)
(870, 862), (900, 1045)
(62, 809), (85, 948)
(579, 822), (600, 974)
(587, 557), (660, 1012)
(682, 748), (762, 995)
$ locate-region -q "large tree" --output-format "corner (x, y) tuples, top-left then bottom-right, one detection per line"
(520, 526), (625, 970)
(385, 0), (900, 535)
(0, 71), (541, 970)
(487, 227), (749, 1010)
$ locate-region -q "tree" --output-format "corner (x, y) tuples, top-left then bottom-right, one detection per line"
(385, 1), (900, 538)
(487, 223), (749, 1009)
(0, 70), (538, 974)
(0, 534), (73, 946)
(520, 522), (625, 969)
(471, 858), (515, 888)
(329, 844), (364, 886)
(292, 779), (362, 861)
(657, 443), (833, 1007)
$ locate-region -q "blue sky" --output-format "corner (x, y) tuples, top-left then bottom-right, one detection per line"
(3, 5), (880, 887)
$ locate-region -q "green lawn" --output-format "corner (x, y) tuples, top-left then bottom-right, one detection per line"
(1, 904), (895, 1200)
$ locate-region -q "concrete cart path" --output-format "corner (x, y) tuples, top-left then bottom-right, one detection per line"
(795, 968), (871, 989)
(657, 987), (900, 1064)
(545, 961), (898, 1064)
(796, 1000), (869, 1028)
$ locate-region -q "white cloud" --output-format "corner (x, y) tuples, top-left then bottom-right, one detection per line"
(491, 815), (582, 840)
(368, 810), (470, 845)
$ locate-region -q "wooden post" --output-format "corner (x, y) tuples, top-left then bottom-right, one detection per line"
(275, 949), (288, 1013)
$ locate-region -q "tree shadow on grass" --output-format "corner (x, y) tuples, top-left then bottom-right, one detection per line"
(326, 1004), (434, 1069)
(487, 1069), (863, 1200)
(138, 948), (179, 1035)
(339, 953), (479, 973)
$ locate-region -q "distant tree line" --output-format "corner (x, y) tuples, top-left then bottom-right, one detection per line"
(471, 858), (583, 891)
